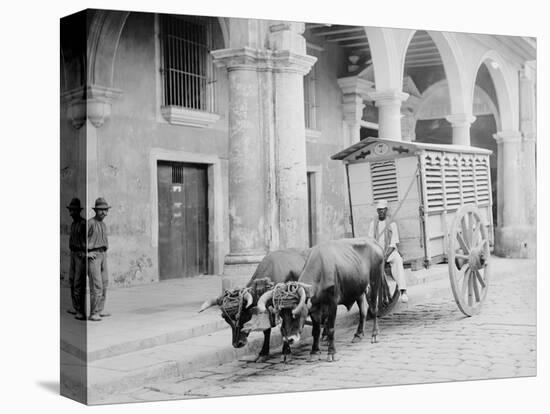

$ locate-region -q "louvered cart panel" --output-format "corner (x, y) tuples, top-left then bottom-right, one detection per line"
(332, 137), (494, 316)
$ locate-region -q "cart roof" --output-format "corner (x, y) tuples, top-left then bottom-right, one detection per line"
(331, 137), (492, 161)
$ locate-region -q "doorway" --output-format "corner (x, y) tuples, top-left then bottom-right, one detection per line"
(307, 172), (318, 247)
(157, 161), (209, 279)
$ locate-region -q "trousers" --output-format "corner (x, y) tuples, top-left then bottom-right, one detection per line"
(69, 251), (86, 314)
(88, 251), (109, 316)
(387, 250), (407, 290)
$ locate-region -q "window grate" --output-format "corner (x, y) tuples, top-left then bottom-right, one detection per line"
(370, 160), (398, 202)
(172, 164), (184, 184)
(160, 15), (212, 111)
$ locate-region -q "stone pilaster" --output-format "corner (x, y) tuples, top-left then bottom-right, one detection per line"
(368, 89), (409, 140)
(62, 84), (122, 212)
(337, 76), (374, 145)
(270, 23), (317, 250)
(494, 130), (533, 258)
(445, 113), (476, 146)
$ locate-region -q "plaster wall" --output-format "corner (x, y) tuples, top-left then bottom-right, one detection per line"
(304, 41), (349, 241)
(93, 12), (230, 286)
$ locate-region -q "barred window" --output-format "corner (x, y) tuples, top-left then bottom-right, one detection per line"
(304, 47), (318, 130)
(160, 15), (213, 111)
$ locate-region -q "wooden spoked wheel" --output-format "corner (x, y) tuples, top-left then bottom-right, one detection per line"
(448, 205), (490, 316)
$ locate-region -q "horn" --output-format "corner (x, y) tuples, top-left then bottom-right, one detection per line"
(199, 296), (220, 313)
(298, 282), (313, 296)
(292, 286), (307, 316)
(243, 291), (253, 309)
(257, 289), (274, 313)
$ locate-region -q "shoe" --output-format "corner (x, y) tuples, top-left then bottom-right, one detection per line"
(75, 313), (86, 320)
(89, 314), (102, 321)
(99, 312), (111, 317)
(400, 292), (409, 303)
(67, 309), (77, 315)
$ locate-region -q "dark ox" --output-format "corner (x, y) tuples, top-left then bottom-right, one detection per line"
(258, 238), (386, 362)
(199, 249), (307, 362)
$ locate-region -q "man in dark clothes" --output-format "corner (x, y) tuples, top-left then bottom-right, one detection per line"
(67, 198), (87, 320)
(87, 197), (112, 321)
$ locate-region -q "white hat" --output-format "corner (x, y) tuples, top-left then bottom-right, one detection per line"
(376, 200), (388, 209)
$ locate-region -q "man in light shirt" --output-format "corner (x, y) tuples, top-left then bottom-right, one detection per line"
(368, 200), (408, 303)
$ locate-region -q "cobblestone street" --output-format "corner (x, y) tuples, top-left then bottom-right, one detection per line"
(117, 267), (536, 403)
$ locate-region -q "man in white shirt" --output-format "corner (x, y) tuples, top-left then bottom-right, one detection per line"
(368, 200), (409, 303)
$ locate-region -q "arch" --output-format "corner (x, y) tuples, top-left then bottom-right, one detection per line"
(401, 30), (472, 117)
(88, 10), (131, 88)
(471, 50), (518, 132)
(364, 27), (411, 90)
(217, 17), (230, 48)
(414, 80), (500, 127)
(90, 11), (229, 90)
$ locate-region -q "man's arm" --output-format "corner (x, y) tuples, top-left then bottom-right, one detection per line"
(390, 222), (400, 245)
(87, 220), (97, 259)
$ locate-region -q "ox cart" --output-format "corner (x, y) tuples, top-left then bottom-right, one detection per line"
(331, 137), (494, 316)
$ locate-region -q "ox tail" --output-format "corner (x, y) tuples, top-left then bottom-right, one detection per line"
(367, 255), (386, 318)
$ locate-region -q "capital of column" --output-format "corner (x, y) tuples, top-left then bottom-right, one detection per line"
(493, 130), (523, 144)
(367, 89), (409, 107)
(62, 84), (122, 129)
(337, 76), (375, 99)
(445, 113), (476, 128)
(212, 47), (316, 75)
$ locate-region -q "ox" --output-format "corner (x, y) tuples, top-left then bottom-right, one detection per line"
(199, 249), (307, 362)
(257, 238), (386, 362)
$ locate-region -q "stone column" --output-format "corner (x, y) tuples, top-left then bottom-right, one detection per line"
(519, 62), (537, 229)
(368, 89), (409, 139)
(270, 23), (317, 250)
(445, 113), (476, 146)
(337, 76), (373, 146)
(400, 110), (416, 142)
(517, 62), (536, 258)
(494, 130), (532, 257)
(212, 49), (268, 280)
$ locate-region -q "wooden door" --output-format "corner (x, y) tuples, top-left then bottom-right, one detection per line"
(158, 161), (208, 280)
(307, 172), (317, 247)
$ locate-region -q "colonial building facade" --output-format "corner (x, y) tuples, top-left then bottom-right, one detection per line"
(60, 10), (536, 287)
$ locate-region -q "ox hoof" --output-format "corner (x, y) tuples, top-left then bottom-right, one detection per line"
(282, 354), (292, 364)
(255, 355), (269, 363)
(371, 335), (378, 344)
(308, 352), (322, 362)
(327, 353), (336, 362)
(351, 334), (363, 343)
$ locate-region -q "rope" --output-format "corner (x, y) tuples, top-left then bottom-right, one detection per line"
(272, 282), (301, 312)
(220, 287), (251, 328)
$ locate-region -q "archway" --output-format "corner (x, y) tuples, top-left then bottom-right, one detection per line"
(472, 63), (500, 225)
(401, 30), (451, 142)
